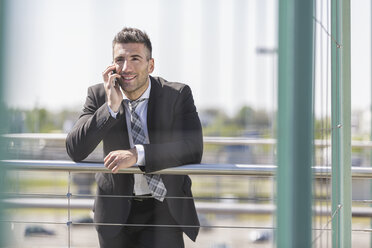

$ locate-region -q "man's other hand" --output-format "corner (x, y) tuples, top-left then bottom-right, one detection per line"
(104, 148), (138, 173)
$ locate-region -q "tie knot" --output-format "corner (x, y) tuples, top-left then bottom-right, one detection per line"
(128, 98), (146, 111)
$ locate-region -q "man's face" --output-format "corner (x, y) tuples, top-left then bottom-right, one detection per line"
(113, 42), (154, 99)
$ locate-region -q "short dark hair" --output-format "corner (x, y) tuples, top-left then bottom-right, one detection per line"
(112, 27), (152, 60)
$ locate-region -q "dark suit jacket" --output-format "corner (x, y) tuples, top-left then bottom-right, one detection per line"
(66, 76), (203, 241)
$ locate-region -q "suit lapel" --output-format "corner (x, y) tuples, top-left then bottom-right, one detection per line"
(116, 100), (130, 148)
(119, 100), (128, 133)
(147, 76), (162, 144)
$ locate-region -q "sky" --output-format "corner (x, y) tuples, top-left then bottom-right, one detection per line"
(2, 0), (371, 118)
(350, 0), (371, 111)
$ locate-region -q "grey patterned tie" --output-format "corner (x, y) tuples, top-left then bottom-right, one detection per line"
(128, 98), (167, 202)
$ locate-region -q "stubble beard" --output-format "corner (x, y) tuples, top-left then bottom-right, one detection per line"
(119, 76), (149, 99)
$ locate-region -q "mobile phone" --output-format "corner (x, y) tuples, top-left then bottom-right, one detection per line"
(111, 70), (119, 87)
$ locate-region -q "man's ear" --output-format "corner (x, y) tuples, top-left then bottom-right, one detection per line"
(148, 58), (154, 74)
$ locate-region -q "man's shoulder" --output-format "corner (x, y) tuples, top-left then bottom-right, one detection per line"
(88, 83), (105, 92)
(87, 83), (106, 98)
(150, 76), (190, 94)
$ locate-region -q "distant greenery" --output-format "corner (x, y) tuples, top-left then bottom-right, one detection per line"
(201, 105), (272, 137)
(5, 107), (79, 133)
(4, 105), (349, 143)
(5, 105), (274, 136)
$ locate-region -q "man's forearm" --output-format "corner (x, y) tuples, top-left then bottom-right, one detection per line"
(66, 103), (118, 161)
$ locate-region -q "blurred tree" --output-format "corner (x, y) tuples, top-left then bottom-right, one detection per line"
(201, 105), (271, 137)
(233, 106), (255, 127)
(254, 109), (271, 128)
(5, 107), (79, 133)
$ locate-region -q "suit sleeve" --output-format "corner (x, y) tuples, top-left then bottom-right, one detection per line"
(66, 86), (119, 161)
(143, 85), (203, 173)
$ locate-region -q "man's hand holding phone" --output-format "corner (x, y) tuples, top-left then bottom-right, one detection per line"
(103, 64), (123, 113)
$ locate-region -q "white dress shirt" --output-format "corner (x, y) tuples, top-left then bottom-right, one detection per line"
(107, 79), (152, 195)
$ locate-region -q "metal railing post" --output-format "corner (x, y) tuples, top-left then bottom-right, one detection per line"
(370, 1), (372, 246)
(0, 0), (8, 246)
(67, 171), (72, 248)
(331, 0), (352, 247)
(277, 0), (314, 247)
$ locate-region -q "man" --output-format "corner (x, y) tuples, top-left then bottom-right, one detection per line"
(66, 27), (203, 247)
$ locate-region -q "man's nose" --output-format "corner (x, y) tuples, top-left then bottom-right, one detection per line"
(122, 60), (132, 73)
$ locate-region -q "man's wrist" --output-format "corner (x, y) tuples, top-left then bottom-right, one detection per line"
(130, 147), (138, 164)
(107, 104), (119, 118)
(108, 101), (120, 113)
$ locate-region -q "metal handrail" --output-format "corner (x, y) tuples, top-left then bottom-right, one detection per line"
(4, 133), (372, 147)
(2, 159), (372, 178)
(3, 197), (372, 217)
(3, 133), (67, 140)
(1, 160), (275, 176)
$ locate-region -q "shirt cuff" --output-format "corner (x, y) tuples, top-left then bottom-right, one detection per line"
(135, 144), (145, 166)
(107, 105), (118, 119)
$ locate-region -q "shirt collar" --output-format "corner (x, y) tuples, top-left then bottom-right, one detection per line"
(122, 76), (151, 101)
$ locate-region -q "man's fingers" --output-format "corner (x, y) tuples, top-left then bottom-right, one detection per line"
(106, 159), (120, 170)
(105, 74), (122, 93)
(103, 65), (118, 84)
(104, 152), (111, 163)
(104, 152), (122, 172)
(108, 74), (121, 86)
(112, 165), (119, 174)
(103, 150), (135, 173)
(114, 82), (122, 92)
(107, 161), (116, 170)
(108, 158), (124, 173)
(104, 152), (115, 167)
(102, 65), (116, 77)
